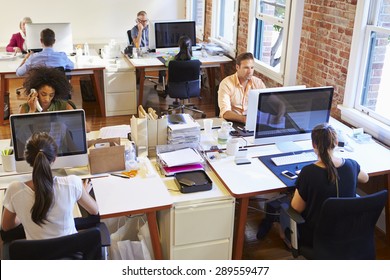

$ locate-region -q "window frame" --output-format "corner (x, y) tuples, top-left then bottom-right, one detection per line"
(247, 0), (304, 85)
(210, 0), (239, 57)
(340, 0), (390, 146)
(186, 0), (206, 41)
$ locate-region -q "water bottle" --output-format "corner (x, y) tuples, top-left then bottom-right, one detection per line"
(84, 42), (90, 56)
(124, 142), (137, 170)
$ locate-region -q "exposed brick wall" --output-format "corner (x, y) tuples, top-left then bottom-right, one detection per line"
(296, 0), (357, 118)
(203, 0), (359, 119)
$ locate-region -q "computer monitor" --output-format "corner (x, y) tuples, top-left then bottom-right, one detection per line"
(10, 109), (88, 173)
(25, 23), (73, 54)
(254, 86), (334, 151)
(246, 85), (306, 133)
(148, 20), (196, 52)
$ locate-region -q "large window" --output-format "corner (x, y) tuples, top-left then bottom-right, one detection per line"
(210, 0), (239, 56)
(186, 0), (205, 40)
(248, 0), (304, 85)
(341, 0), (390, 145)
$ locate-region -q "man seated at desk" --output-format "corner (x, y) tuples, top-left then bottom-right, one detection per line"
(16, 28), (74, 77)
(218, 52), (266, 124)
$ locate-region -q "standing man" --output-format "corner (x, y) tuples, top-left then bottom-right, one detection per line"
(16, 28), (74, 77)
(131, 11), (149, 48)
(218, 52), (266, 124)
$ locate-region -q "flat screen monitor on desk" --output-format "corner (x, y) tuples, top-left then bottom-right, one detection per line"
(149, 20), (196, 52)
(10, 109), (88, 173)
(245, 85), (306, 134)
(254, 86), (334, 152)
(25, 23), (73, 54)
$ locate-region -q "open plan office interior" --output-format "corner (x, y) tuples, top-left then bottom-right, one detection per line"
(0, 0), (390, 264)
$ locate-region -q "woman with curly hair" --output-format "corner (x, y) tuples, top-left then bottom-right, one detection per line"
(19, 66), (74, 113)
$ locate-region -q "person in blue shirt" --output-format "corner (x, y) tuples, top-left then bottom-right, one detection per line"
(130, 11), (149, 48)
(16, 28), (74, 77)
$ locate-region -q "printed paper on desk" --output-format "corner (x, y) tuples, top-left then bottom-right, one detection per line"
(159, 148), (204, 167)
(99, 125), (131, 139)
(167, 114), (200, 131)
(130, 58), (164, 67)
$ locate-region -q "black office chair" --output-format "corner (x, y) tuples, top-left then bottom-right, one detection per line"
(166, 59), (206, 118)
(3, 227), (103, 260)
(1, 217), (111, 260)
(282, 190), (387, 259)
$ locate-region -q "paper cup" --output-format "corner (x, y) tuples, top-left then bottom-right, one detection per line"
(203, 119), (213, 135)
(1, 154), (16, 172)
(226, 138), (240, 156)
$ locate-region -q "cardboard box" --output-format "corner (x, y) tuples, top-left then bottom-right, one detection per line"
(87, 138), (125, 174)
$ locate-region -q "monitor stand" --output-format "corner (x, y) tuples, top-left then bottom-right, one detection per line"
(276, 141), (304, 153)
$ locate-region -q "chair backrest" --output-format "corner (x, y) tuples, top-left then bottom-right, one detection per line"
(6, 227), (102, 260)
(167, 60), (201, 100)
(127, 30), (133, 46)
(312, 190), (387, 260)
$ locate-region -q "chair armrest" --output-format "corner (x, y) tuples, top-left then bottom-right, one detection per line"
(285, 206), (305, 224)
(281, 205), (305, 258)
(97, 222), (111, 247)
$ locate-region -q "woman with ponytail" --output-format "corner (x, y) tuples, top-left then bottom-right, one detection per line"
(2, 132), (98, 240)
(281, 123), (368, 247)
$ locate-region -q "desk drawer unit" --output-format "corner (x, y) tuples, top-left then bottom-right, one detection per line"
(104, 69), (137, 116)
(158, 198), (235, 260)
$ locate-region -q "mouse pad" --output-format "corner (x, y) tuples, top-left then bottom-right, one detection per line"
(258, 149), (315, 187)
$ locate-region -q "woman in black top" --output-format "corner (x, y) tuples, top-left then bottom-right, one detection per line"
(282, 123), (369, 247)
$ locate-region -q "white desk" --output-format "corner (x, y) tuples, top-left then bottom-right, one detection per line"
(0, 142), (173, 260)
(201, 117), (390, 259)
(125, 50), (232, 107)
(0, 51), (107, 125)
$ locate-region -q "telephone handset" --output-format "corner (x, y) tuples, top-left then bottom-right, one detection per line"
(30, 88), (43, 112)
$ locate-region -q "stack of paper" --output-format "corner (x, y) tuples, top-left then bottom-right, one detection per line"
(167, 114), (201, 145)
(157, 147), (204, 176)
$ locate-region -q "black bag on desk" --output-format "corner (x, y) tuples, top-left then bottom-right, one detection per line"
(174, 170), (212, 193)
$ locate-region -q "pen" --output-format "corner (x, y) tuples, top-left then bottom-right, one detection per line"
(111, 173), (130, 179)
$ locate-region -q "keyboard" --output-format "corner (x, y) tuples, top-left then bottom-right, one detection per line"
(271, 151), (317, 166)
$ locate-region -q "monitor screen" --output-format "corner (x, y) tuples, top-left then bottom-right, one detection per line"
(10, 109), (88, 173)
(246, 85), (306, 133)
(254, 86), (334, 149)
(25, 23), (73, 54)
(150, 20), (196, 51)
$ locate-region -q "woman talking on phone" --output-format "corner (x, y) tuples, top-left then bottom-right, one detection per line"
(1, 132), (98, 240)
(19, 66), (74, 113)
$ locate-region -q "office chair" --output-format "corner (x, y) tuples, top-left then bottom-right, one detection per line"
(166, 59), (206, 118)
(282, 190), (387, 259)
(1, 217), (111, 260)
(3, 227), (103, 260)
